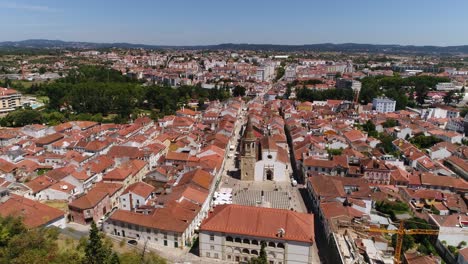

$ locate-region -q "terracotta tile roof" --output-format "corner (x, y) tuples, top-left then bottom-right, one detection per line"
(85, 156), (115, 174)
(0, 158), (16, 173)
(49, 181), (76, 194)
(176, 185), (209, 204)
(178, 169), (213, 190)
(35, 133), (64, 146)
(45, 166), (75, 181)
(308, 175), (371, 199)
(320, 201), (365, 220)
(260, 136), (277, 151)
(84, 140), (111, 152)
(122, 182), (154, 198)
(199, 144), (224, 156)
(421, 173), (468, 190)
(69, 188), (108, 210)
(303, 157), (335, 168)
(0, 194), (64, 228)
(108, 146), (143, 159)
(166, 151), (190, 161)
(343, 129), (366, 142)
(200, 204), (314, 243)
(446, 156), (468, 173)
(93, 182), (123, 197)
(109, 200), (199, 233)
(25, 175), (56, 194)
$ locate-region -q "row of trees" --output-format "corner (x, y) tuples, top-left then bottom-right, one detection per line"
(0, 216), (165, 264)
(296, 87), (353, 102)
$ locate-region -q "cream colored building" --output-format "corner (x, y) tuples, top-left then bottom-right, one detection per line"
(200, 204), (318, 264)
(0, 88), (21, 114)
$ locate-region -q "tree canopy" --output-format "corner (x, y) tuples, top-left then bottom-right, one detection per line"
(0, 216), (166, 264)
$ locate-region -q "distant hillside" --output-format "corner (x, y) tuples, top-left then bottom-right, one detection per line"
(1, 39), (468, 54)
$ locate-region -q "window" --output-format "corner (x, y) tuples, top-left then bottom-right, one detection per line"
(235, 237), (242, 243)
(214, 253), (219, 259)
(277, 243), (285, 249)
(252, 240), (258, 245)
(147, 236), (151, 240)
(164, 240), (167, 246)
(174, 241), (178, 248)
(235, 256), (240, 261)
(227, 255), (231, 260)
(226, 236), (233, 242)
(243, 238), (250, 244)
(210, 234), (215, 241)
(206, 252), (210, 258)
(210, 245), (215, 250)
(268, 242), (276, 248)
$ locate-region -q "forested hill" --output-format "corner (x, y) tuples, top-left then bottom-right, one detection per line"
(1, 39), (468, 54)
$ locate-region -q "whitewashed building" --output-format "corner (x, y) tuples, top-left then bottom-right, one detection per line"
(199, 204), (318, 264)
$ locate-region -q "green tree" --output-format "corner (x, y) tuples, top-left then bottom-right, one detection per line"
(248, 241), (267, 264)
(274, 67), (285, 81)
(38, 66), (47, 74)
(1, 109), (43, 127)
(232, 86), (246, 97)
(382, 119), (398, 128)
(377, 134), (397, 154)
(83, 222), (111, 264)
(0, 220), (61, 264)
(391, 233), (414, 253)
(443, 90), (455, 105)
(409, 135), (443, 149)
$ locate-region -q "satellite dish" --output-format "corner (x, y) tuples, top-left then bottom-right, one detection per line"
(61, 185), (68, 190)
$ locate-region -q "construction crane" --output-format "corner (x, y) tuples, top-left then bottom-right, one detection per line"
(367, 221), (439, 264)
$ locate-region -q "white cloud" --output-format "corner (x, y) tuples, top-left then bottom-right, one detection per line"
(0, 1), (59, 12)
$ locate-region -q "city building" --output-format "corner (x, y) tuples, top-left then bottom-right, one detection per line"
(199, 204), (318, 263)
(240, 120), (290, 182)
(0, 87), (21, 114)
(436, 82), (457, 91)
(372, 97), (396, 113)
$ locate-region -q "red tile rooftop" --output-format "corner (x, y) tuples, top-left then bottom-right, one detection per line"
(200, 204), (314, 243)
(0, 194), (64, 228)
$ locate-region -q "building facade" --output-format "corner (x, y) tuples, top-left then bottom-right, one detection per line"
(199, 204), (318, 264)
(0, 87), (21, 114)
(372, 97), (396, 113)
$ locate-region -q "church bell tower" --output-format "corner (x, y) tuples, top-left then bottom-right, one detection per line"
(240, 118), (257, 181)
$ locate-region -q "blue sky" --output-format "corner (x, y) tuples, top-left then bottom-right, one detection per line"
(0, 0), (467, 46)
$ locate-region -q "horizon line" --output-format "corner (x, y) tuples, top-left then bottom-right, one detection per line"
(1, 39), (468, 48)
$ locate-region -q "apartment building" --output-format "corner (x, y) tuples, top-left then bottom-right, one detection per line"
(0, 87), (21, 114)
